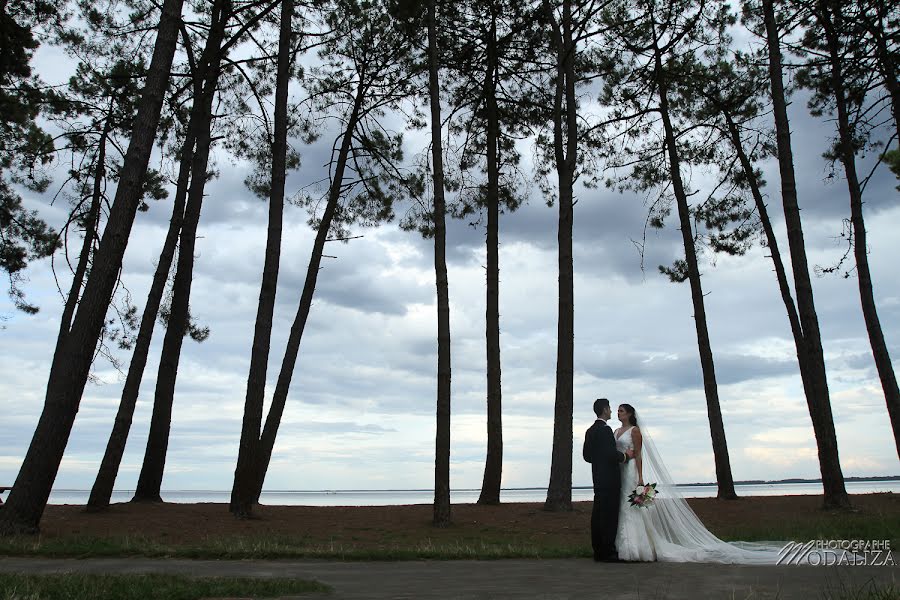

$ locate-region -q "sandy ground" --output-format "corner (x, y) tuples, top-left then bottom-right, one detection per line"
(21, 493), (900, 550)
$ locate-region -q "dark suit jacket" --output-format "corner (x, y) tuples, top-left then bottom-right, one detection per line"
(583, 419), (626, 491)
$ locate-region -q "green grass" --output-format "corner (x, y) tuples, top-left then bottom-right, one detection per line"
(0, 573), (328, 600)
(713, 510), (900, 549)
(0, 533), (589, 560)
(819, 573), (900, 600)
(0, 520), (896, 561)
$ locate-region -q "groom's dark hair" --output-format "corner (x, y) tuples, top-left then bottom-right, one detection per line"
(593, 398), (609, 417)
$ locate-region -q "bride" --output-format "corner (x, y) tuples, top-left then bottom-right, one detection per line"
(613, 403), (783, 564)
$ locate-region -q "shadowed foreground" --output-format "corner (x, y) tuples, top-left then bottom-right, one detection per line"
(0, 556), (897, 599)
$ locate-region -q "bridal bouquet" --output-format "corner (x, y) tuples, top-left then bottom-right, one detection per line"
(628, 483), (658, 508)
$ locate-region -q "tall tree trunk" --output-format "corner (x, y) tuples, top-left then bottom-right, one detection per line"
(230, 0), (292, 518)
(723, 111), (814, 408)
(819, 1), (900, 460)
(479, 7), (502, 506)
(0, 0), (185, 535)
(247, 81), (368, 505)
(57, 120), (110, 344)
(133, 0), (229, 502)
(864, 0), (900, 137)
(762, 0), (850, 508)
(655, 50), (737, 500)
(86, 124), (195, 511)
(544, 0), (575, 512)
(428, 0), (452, 527)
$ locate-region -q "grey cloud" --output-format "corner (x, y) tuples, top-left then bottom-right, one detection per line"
(580, 351), (800, 393)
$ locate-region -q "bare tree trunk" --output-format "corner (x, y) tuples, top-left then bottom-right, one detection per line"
(133, 0), (230, 502)
(762, 0), (850, 509)
(86, 124), (195, 511)
(427, 0), (453, 527)
(544, 0), (575, 512)
(247, 81), (367, 505)
(57, 120), (110, 344)
(819, 1), (900, 460)
(723, 111), (814, 407)
(0, 0), (185, 535)
(230, 0), (292, 518)
(479, 7), (502, 506)
(863, 0), (900, 137)
(655, 50), (737, 500)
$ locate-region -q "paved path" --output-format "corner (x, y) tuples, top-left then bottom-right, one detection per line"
(0, 557), (897, 599)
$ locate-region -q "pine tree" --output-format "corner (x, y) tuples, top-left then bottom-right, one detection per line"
(0, 0), (187, 534)
(0, 0), (61, 315)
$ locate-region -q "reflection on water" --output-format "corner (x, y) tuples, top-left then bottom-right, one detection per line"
(42, 480), (900, 506)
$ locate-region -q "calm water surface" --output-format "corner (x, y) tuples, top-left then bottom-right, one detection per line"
(43, 480), (900, 506)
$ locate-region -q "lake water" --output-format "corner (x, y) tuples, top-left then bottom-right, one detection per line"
(41, 479), (900, 506)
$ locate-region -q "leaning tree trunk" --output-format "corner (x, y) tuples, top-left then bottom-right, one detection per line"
(133, 0), (229, 502)
(245, 80), (367, 507)
(864, 0), (900, 137)
(819, 2), (900, 460)
(723, 110), (815, 410)
(230, 0), (293, 518)
(762, 0), (850, 508)
(87, 123), (195, 511)
(544, 0), (575, 512)
(655, 51), (737, 500)
(427, 0), (453, 527)
(479, 8), (503, 506)
(57, 119), (110, 345)
(0, 0), (185, 535)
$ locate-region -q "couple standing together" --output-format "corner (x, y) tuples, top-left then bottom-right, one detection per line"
(583, 398), (783, 564)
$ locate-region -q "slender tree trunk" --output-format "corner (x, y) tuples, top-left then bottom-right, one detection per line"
(230, 0), (293, 518)
(819, 1), (900, 460)
(247, 81), (367, 504)
(133, 0), (230, 502)
(479, 8), (502, 506)
(762, 0), (850, 508)
(57, 121), (109, 344)
(655, 51), (737, 500)
(723, 111), (814, 407)
(0, 0), (185, 535)
(427, 0), (452, 527)
(544, 0), (574, 512)
(865, 0), (900, 137)
(86, 125), (195, 511)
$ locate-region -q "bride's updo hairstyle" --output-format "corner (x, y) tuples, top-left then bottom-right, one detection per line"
(620, 403), (638, 426)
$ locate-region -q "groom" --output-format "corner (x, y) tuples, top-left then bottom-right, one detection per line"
(583, 398), (632, 562)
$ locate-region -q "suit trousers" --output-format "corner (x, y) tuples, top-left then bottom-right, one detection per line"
(591, 489), (620, 559)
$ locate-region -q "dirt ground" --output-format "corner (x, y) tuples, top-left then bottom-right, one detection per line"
(26, 493), (900, 551)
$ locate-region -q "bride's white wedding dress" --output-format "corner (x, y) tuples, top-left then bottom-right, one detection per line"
(614, 424), (783, 564)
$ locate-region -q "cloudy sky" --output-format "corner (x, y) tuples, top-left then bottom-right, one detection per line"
(1, 31), (898, 498)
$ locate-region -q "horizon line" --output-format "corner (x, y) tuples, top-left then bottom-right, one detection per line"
(46, 475), (900, 494)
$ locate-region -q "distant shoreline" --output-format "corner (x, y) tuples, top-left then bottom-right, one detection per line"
(43, 475), (900, 495)
(671, 475), (900, 488)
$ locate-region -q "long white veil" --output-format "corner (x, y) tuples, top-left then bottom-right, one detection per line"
(633, 410), (786, 564)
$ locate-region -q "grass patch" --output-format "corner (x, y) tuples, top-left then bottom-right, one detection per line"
(0, 573), (328, 600)
(820, 573), (900, 600)
(0, 534), (589, 561)
(714, 509), (900, 548)
(0, 520), (896, 561)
